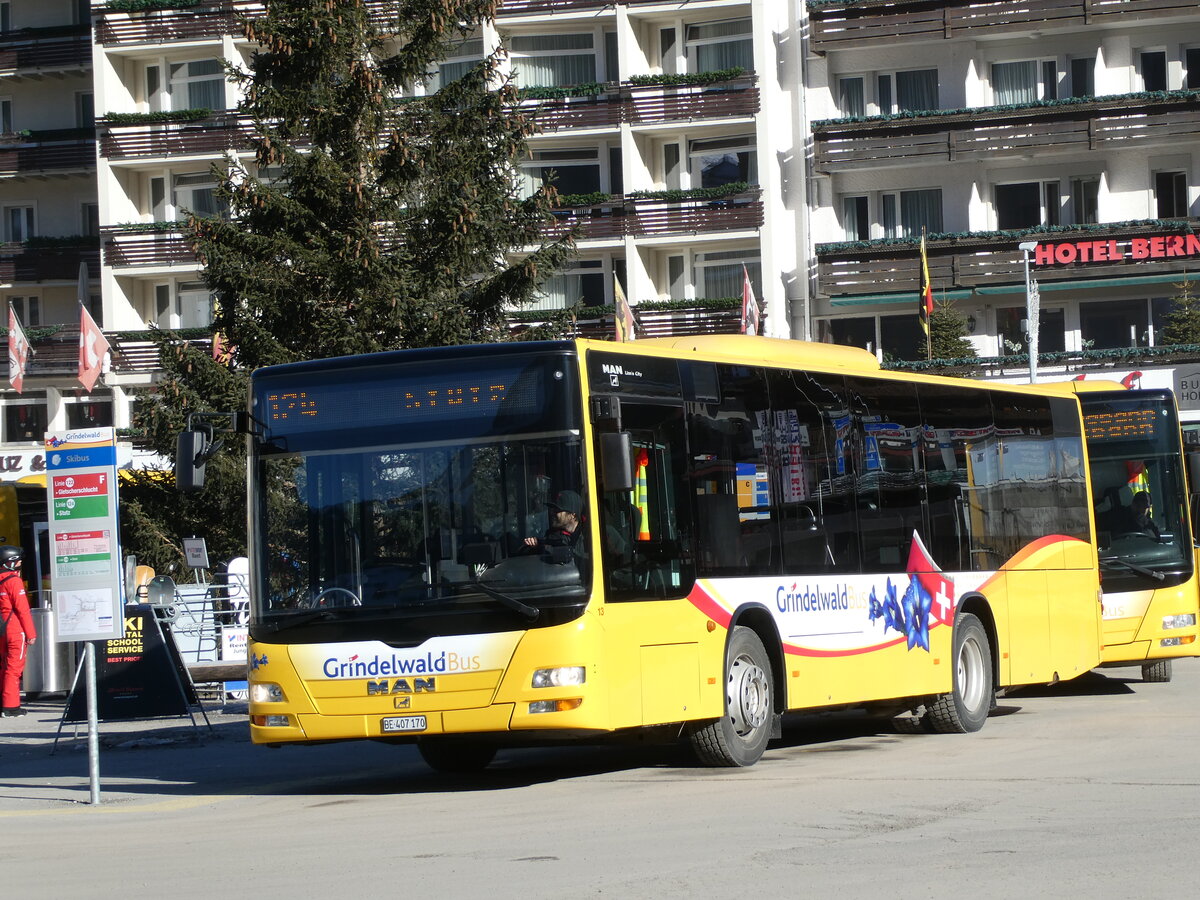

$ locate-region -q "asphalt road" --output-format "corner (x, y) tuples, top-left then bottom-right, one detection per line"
(3, 660), (1198, 899)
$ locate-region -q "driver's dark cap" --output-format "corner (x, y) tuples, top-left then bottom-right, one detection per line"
(549, 490), (582, 516)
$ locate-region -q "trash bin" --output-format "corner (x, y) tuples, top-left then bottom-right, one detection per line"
(23, 607), (76, 696)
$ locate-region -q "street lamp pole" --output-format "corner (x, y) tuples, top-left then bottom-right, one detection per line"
(1019, 240), (1039, 384)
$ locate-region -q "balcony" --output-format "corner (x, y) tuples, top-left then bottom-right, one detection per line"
(0, 241), (100, 285)
(0, 128), (96, 177)
(510, 300), (745, 340)
(103, 228), (197, 269)
(100, 114), (254, 161)
(813, 92), (1200, 173)
(0, 26), (91, 77)
(816, 220), (1200, 300)
(809, 0), (1199, 53)
(545, 189), (763, 241)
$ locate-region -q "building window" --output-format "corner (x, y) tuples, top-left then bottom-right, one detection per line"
(878, 313), (925, 360)
(431, 37), (483, 91)
(882, 188), (942, 238)
(530, 259), (606, 312)
(154, 283), (175, 325)
(1070, 57), (1095, 98)
(695, 250), (760, 300)
(173, 172), (225, 219)
(510, 33), (596, 88)
(685, 18), (753, 74)
(688, 135), (756, 188)
(1081, 299), (1149, 349)
(7, 296), (38, 327)
(1155, 171), (1188, 218)
(4, 395), (47, 443)
(838, 77), (864, 117)
(997, 307), (1066, 354)
(0, 2), (9, 34)
(1071, 177), (1100, 224)
(821, 316), (876, 353)
(0, 97), (11, 135)
(75, 92), (94, 129)
(1187, 48), (1200, 90)
(991, 60), (1055, 104)
(994, 181), (1059, 230)
(3, 206), (34, 242)
(168, 59), (225, 111)
(177, 281), (214, 328)
(519, 146), (602, 198)
(66, 399), (113, 430)
(82, 203), (99, 237)
(843, 195), (869, 241)
(877, 68), (939, 113)
(1140, 50), (1168, 92)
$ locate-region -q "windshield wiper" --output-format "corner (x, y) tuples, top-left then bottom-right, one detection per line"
(467, 581), (540, 621)
(259, 607), (357, 632)
(1100, 556), (1166, 582)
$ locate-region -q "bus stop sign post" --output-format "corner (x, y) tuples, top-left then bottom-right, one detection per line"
(45, 427), (125, 806)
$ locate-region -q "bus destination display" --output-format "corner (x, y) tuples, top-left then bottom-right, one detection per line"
(1083, 407), (1158, 442)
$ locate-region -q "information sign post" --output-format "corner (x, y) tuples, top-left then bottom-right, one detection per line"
(45, 427), (124, 806)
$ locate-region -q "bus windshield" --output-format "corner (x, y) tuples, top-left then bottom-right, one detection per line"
(1082, 391), (1192, 591)
(250, 349), (588, 639)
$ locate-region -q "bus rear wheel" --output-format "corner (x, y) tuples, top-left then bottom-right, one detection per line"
(1142, 660), (1172, 683)
(687, 627), (773, 767)
(417, 737), (497, 774)
(927, 612), (992, 734)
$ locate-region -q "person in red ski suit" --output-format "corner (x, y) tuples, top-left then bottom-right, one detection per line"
(0, 545), (37, 717)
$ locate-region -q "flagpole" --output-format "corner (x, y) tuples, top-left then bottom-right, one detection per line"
(921, 229), (931, 362)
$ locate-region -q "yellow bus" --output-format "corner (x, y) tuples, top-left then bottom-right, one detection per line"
(204, 336), (1106, 769)
(1075, 389), (1198, 681)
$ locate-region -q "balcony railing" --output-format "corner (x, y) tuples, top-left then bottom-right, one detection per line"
(0, 27), (91, 75)
(809, 0), (1199, 52)
(100, 114), (254, 160)
(0, 242), (100, 284)
(813, 92), (1200, 173)
(816, 220), (1200, 299)
(546, 190), (763, 241)
(510, 301), (746, 340)
(0, 131), (96, 176)
(103, 230), (197, 269)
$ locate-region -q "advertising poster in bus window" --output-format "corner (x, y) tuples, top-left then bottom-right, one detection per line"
(45, 427), (125, 643)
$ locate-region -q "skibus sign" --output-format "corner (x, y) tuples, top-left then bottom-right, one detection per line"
(1032, 233), (1200, 266)
(45, 427), (124, 643)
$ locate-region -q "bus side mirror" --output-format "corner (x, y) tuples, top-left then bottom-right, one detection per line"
(176, 430), (209, 493)
(599, 432), (634, 493)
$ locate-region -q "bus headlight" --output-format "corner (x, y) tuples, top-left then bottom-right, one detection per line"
(531, 666), (585, 688)
(251, 682), (286, 703)
(529, 699), (583, 714)
(1162, 614), (1197, 630)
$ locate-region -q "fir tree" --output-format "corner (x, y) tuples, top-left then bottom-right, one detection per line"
(122, 1), (574, 571)
(929, 301), (977, 360)
(1158, 278), (1200, 346)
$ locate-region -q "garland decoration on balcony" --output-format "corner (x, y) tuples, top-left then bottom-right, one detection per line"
(100, 108), (213, 127)
(509, 297), (741, 323)
(103, 0), (203, 12)
(111, 328), (213, 341)
(19, 235), (100, 248)
(0, 325), (63, 340)
(628, 67), (747, 88)
(108, 221), (183, 233)
(888, 343), (1200, 372)
(518, 83), (606, 100)
(554, 192), (613, 208)
(627, 182), (750, 202)
(814, 89), (1200, 128)
(818, 218), (1199, 255)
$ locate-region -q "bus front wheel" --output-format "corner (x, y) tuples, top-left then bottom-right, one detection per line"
(927, 612), (992, 734)
(1142, 660), (1172, 683)
(417, 737), (497, 774)
(687, 626), (774, 767)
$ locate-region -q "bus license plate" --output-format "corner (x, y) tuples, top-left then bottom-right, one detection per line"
(381, 716), (427, 733)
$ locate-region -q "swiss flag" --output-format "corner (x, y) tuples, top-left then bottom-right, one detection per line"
(906, 531), (956, 626)
(78, 303), (110, 392)
(740, 265), (760, 336)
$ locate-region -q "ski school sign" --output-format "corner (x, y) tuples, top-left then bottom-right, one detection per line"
(1033, 233), (1200, 266)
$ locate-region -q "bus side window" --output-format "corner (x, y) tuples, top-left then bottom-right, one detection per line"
(688, 364), (778, 576)
(846, 376), (925, 575)
(765, 368), (855, 575)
